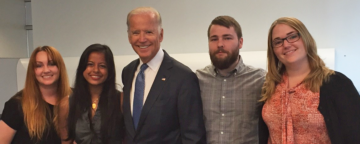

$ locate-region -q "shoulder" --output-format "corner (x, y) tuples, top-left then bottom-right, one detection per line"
(195, 65), (215, 83)
(122, 59), (139, 76)
(320, 71), (359, 103)
(238, 64), (266, 84)
(328, 71), (352, 82)
(123, 59), (139, 71)
(6, 90), (23, 108)
(322, 71), (353, 89)
(243, 64), (267, 77)
(196, 65), (213, 76)
(122, 59), (139, 81)
(170, 57), (195, 75)
(1, 91), (24, 130)
(12, 90), (23, 98)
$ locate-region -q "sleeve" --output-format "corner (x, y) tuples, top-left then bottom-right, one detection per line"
(177, 72), (207, 144)
(258, 102), (269, 144)
(58, 96), (70, 141)
(333, 72), (360, 143)
(121, 65), (127, 86)
(1, 98), (24, 131)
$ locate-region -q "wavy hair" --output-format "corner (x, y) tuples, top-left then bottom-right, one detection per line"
(261, 17), (334, 101)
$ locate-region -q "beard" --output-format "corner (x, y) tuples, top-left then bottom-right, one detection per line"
(210, 46), (239, 70)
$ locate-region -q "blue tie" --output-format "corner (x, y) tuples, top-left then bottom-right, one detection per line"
(133, 63), (148, 129)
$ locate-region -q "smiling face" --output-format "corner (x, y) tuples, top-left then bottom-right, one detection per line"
(83, 52), (108, 87)
(208, 25), (242, 70)
(128, 13), (163, 63)
(272, 24), (308, 67)
(35, 51), (60, 87)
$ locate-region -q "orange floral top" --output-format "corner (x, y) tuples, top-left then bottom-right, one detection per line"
(262, 75), (331, 144)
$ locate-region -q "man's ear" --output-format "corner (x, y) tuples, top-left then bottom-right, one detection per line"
(238, 37), (243, 49)
(159, 28), (164, 42)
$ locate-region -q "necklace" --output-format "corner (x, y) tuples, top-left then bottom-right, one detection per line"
(92, 98), (98, 110)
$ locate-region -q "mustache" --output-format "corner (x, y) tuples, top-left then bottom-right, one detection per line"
(213, 48), (229, 54)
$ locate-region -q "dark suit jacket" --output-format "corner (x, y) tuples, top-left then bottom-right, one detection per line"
(122, 50), (206, 144)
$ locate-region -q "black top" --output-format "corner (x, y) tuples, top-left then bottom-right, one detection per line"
(259, 71), (360, 144)
(1, 91), (61, 144)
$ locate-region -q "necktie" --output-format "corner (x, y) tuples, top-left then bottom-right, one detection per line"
(133, 63), (148, 129)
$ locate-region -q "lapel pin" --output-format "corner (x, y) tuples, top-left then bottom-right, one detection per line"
(162, 78), (166, 81)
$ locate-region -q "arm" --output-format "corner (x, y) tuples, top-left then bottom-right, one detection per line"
(0, 96), (23, 144)
(334, 74), (360, 143)
(258, 102), (269, 144)
(0, 121), (16, 144)
(177, 72), (206, 144)
(59, 96), (73, 144)
(120, 92), (123, 113)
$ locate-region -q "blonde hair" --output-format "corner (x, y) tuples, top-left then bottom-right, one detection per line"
(22, 46), (71, 140)
(261, 17), (334, 101)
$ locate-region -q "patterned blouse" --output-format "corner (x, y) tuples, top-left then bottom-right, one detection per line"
(262, 74), (331, 144)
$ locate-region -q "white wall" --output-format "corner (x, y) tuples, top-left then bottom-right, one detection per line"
(0, 0), (27, 112)
(0, 59), (20, 112)
(1, 0), (358, 112)
(31, 0), (360, 91)
(0, 0), (27, 58)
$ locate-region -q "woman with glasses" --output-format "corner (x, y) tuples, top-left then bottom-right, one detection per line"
(259, 17), (360, 144)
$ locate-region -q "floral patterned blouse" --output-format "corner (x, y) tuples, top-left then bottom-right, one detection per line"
(262, 74), (331, 144)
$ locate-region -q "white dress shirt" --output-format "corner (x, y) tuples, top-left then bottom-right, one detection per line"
(130, 48), (164, 115)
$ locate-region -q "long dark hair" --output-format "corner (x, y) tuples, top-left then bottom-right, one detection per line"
(67, 44), (123, 143)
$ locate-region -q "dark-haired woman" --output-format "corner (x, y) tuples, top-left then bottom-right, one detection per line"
(62, 44), (124, 144)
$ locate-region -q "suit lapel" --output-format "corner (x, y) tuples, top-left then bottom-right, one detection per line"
(124, 59), (139, 138)
(135, 51), (173, 134)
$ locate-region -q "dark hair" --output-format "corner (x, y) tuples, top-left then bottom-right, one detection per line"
(207, 15), (243, 39)
(67, 44), (123, 143)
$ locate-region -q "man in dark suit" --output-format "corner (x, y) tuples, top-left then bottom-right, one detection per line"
(121, 7), (206, 144)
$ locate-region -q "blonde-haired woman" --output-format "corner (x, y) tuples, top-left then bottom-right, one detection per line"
(0, 46), (71, 144)
(259, 17), (360, 144)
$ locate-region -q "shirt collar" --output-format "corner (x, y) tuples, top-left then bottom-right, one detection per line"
(210, 55), (245, 77)
(138, 48), (164, 71)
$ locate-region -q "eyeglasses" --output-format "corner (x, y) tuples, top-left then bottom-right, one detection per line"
(272, 33), (301, 48)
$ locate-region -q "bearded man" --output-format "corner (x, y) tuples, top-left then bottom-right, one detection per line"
(196, 15), (266, 144)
